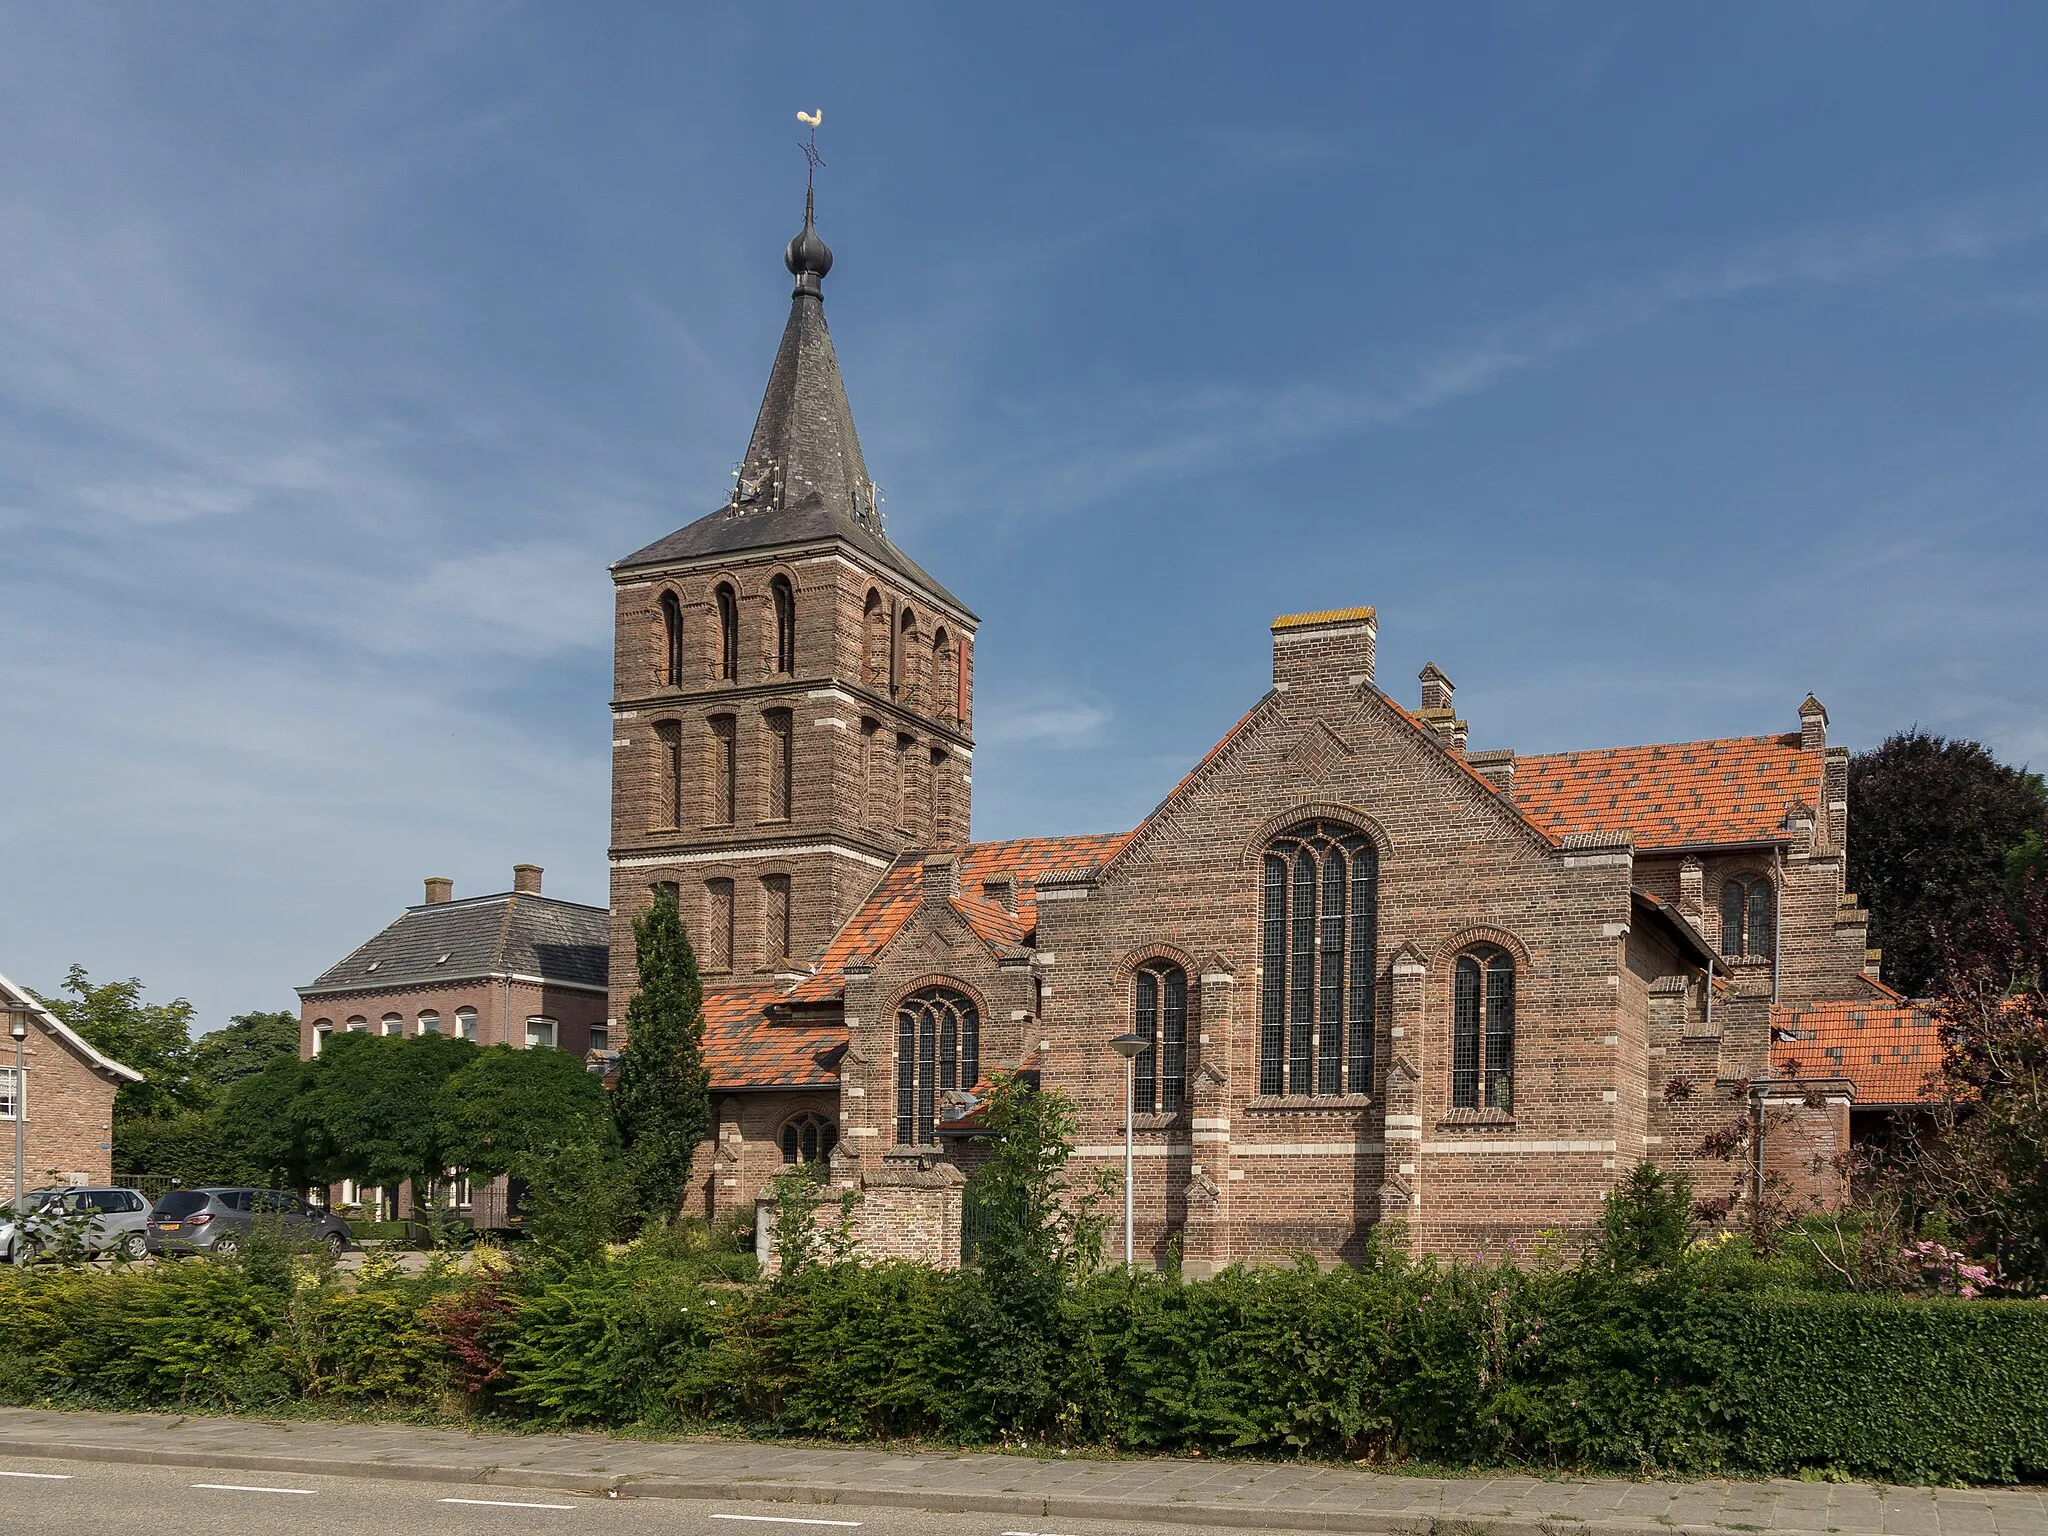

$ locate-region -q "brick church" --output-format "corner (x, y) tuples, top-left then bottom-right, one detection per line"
(603, 191), (1934, 1268)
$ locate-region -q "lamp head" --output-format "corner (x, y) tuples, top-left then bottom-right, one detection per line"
(1108, 1032), (1149, 1061)
(6, 1007), (28, 1042)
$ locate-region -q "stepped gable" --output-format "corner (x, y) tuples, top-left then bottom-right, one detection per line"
(1772, 1000), (1944, 1106)
(1514, 733), (1825, 850)
(303, 892), (608, 994)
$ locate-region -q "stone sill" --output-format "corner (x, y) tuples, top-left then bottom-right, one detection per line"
(1131, 1112), (1188, 1132)
(1244, 1093), (1375, 1113)
(1435, 1108), (1516, 1130)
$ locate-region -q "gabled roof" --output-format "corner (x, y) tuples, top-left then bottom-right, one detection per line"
(0, 968), (145, 1084)
(1514, 734), (1824, 851)
(1772, 1000), (1943, 1105)
(614, 203), (966, 614)
(300, 893), (609, 996)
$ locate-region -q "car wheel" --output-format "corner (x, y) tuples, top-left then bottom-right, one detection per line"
(19, 1238), (43, 1266)
(210, 1234), (241, 1258)
(119, 1232), (147, 1261)
(324, 1232), (346, 1258)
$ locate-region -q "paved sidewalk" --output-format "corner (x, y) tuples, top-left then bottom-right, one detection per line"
(0, 1407), (2040, 1536)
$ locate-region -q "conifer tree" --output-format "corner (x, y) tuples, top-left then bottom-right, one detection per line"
(613, 887), (711, 1228)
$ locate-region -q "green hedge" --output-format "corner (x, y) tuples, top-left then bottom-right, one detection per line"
(3, 1253), (2044, 1483)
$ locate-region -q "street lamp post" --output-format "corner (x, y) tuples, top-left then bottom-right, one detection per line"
(7, 1004), (29, 1215)
(1107, 1031), (1149, 1269)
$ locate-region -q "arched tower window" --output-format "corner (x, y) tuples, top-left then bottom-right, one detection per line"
(762, 873), (791, 963)
(715, 583), (739, 682)
(1257, 819), (1379, 1097)
(708, 715), (737, 825)
(771, 575), (796, 675)
(1132, 962), (1188, 1115)
(896, 986), (979, 1146)
(765, 708), (793, 820)
(896, 607), (919, 702)
(704, 879), (734, 973)
(932, 628), (955, 722)
(781, 1111), (837, 1166)
(863, 591), (888, 688)
(1721, 875), (1775, 959)
(1451, 947), (1515, 1112)
(654, 721), (683, 828)
(658, 591), (684, 688)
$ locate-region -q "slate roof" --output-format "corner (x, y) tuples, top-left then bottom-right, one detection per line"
(300, 894), (609, 996)
(1772, 1000), (1944, 1105)
(615, 210), (967, 614)
(1513, 734), (1824, 851)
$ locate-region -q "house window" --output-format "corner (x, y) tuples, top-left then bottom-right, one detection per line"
(418, 1011), (441, 1035)
(454, 1008), (478, 1041)
(1721, 875), (1775, 959)
(0, 1066), (19, 1121)
(1132, 963), (1188, 1115)
(525, 1017), (558, 1050)
(1451, 948), (1516, 1112)
(765, 709), (794, 820)
(381, 1013), (404, 1037)
(1258, 820), (1379, 1096)
(715, 583), (739, 681)
(659, 590), (684, 687)
(705, 879), (735, 972)
(771, 576), (796, 675)
(709, 715), (737, 824)
(346, 1016), (368, 1033)
(896, 986), (979, 1146)
(589, 1024), (610, 1052)
(762, 874), (792, 964)
(781, 1111), (838, 1166)
(311, 1019), (333, 1056)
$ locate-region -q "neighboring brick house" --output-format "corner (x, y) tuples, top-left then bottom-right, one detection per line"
(604, 196), (1909, 1266)
(295, 865), (608, 1216)
(0, 968), (143, 1202)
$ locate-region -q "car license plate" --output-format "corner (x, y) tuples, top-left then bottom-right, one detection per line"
(160, 1223), (180, 1231)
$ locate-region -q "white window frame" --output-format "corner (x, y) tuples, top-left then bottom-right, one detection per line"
(455, 1008), (478, 1041)
(312, 1025), (332, 1056)
(381, 1014), (403, 1037)
(418, 1011), (441, 1035)
(346, 1016), (368, 1033)
(0, 1065), (20, 1121)
(524, 1016), (558, 1050)
(588, 1024), (610, 1052)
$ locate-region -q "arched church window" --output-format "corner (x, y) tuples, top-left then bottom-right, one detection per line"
(863, 591), (888, 687)
(659, 591), (684, 688)
(932, 628), (955, 721)
(715, 583), (739, 682)
(771, 576), (796, 675)
(896, 986), (979, 1146)
(896, 607), (919, 701)
(1721, 875), (1775, 959)
(1132, 962), (1188, 1115)
(1258, 819), (1378, 1096)
(1451, 947), (1515, 1112)
(781, 1111), (838, 1166)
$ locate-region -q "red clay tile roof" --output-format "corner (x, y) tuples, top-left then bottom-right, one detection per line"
(702, 980), (844, 1089)
(1772, 1000), (1944, 1105)
(1515, 734), (1824, 851)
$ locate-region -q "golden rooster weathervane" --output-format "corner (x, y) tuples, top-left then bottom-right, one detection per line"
(797, 109), (824, 194)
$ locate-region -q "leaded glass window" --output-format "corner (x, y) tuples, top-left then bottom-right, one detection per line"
(1721, 875), (1775, 958)
(1132, 963), (1188, 1115)
(895, 987), (980, 1145)
(1451, 947), (1515, 1111)
(781, 1112), (836, 1166)
(1257, 820), (1380, 1096)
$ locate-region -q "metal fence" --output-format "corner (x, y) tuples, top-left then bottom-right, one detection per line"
(112, 1173), (178, 1204)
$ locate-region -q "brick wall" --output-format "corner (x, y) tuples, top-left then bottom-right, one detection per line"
(299, 978), (608, 1059)
(3, 1021), (119, 1199)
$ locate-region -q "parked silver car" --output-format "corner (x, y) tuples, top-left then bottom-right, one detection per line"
(145, 1187), (352, 1259)
(1, 1186), (152, 1263)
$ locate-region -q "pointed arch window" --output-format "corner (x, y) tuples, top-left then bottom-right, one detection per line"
(1257, 819), (1378, 1097)
(715, 583), (739, 682)
(932, 628), (955, 722)
(659, 591), (684, 688)
(896, 986), (979, 1145)
(1451, 947), (1515, 1112)
(771, 576), (796, 675)
(896, 608), (918, 702)
(1721, 875), (1775, 959)
(1132, 962), (1188, 1115)
(863, 591), (888, 688)
(781, 1112), (837, 1166)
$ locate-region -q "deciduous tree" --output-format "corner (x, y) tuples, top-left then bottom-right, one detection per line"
(438, 1044), (616, 1181)
(295, 1031), (476, 1194)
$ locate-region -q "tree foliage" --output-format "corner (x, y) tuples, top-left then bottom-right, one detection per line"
(35, 966), (205, 1122)
(294, 1030), (477, 1192)
(1599, 1160), (1694, 1270)
(612, 888), (710, 1229)
(215, 1054), (314, 1188)
(1848, 731), (2047, 995)
(437, 1045), (615, 1181)
(192, 1010), (301, 1092)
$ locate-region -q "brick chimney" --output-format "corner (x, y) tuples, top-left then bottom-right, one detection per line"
(1415, 663), (1467, 754)
(1418, 662), (1454, 712)
(424, 876), (453, 905)
(1799, 694), (1828, 752)
(923, 853), (960, 903)
(981, 873), (1017, 914)
(512, 864), (543, 895)
(1466, 748), (1514, 798)
(1271, 606), (1375, 693)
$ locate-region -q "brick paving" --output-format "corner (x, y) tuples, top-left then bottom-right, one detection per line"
(2, 1407), (2043, 1535)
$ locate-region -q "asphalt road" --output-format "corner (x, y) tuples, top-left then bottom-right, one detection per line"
(0, 1457), (1175, 1536)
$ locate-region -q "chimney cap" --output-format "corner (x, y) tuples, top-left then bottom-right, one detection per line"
(423, 877), (454, 905)
(512, 863), (544, 895)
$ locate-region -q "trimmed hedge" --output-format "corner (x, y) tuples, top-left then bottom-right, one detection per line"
(3, 1254), (2044, 1483)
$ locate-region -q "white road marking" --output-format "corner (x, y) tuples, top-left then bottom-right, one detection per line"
(0, 1470), (73, 1480)
(710, 1517), (863, 1528)
(190, 1483), (319, 1496)
(441, 1497), (578, 1510)
(1002, 1531), (1079, 1535)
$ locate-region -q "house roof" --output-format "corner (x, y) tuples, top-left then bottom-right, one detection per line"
(1631, 888), (1722, 973)
(1772, 1000), (1944, 1105)
(299, 893), (609, 997)
(0, 968), (145, 1084)
(1514, 733), (1824, 851)
(702, 982), (844, 1090)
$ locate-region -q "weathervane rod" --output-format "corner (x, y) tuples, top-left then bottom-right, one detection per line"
(796, 109), (824, 214)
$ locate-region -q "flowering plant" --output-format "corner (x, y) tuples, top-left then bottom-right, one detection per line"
(1901, 1239), (1998, 1298)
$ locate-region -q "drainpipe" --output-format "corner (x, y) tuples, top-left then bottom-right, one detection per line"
(1772, 847), (1784, 1005)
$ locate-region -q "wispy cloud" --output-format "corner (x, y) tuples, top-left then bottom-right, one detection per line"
(977, 690), (1114, 749)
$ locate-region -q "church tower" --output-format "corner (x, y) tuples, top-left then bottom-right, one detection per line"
(607, 187), (975, 1003)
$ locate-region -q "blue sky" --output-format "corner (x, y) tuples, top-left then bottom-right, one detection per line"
(3, 4), (2045, 1033)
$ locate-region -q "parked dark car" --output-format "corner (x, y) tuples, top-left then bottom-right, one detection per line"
(144, 1188), (352, 1259)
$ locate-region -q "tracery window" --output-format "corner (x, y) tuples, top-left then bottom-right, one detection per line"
(1132, 962), (1188, 1115)
(781, 1111), (838, 1166)
(659, 591), (684, 687)
(1721, 875), (1775, 959)
(896, 986), (979, 1146)
(770, 576), (796, 675)
(1258, 819), (1378, 1096)
(715, 583), (739, 682)
(1451, 947), (1515, 1112)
